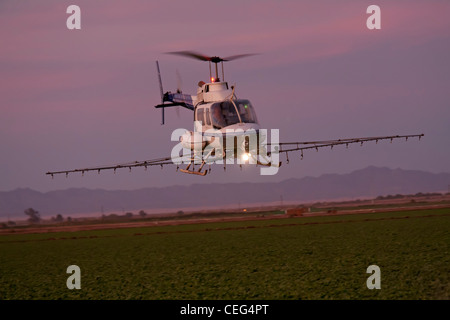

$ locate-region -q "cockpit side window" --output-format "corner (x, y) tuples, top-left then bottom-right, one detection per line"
(205, 108), (211, 126)
(196, 108), (204, 125)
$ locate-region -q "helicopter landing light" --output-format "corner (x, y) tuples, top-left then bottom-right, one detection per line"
(241, 153), (251, 162)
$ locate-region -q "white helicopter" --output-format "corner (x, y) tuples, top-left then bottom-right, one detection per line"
(46, 51), (423, 177)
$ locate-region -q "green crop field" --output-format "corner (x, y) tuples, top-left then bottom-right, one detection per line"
(0, 208), (449, 300)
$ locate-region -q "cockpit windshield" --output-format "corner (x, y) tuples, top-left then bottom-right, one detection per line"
(211, 99), (258, 129)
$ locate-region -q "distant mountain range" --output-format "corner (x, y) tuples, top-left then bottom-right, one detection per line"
(1, 166), (449, 219)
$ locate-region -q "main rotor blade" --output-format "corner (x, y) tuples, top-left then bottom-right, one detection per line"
(166, 51), (258, 63)
(166, 51), (211, 61)
(222, 53), (258, 61)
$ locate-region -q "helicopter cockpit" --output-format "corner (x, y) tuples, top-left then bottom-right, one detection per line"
(210, 99), (258, 129)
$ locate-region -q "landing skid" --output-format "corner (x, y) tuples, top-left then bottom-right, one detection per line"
(177, 156), (280, 175)
(179, 160), (208, 176)
(179, 168), (207, 176)
(256, 160), (282, 167)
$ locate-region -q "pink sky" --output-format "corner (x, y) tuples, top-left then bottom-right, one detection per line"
(1, 0), (449, 192)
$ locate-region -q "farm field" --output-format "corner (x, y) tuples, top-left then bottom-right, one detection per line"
(0, 208), (449, 300)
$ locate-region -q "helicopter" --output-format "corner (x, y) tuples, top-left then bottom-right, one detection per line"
(46, 51), (424, 177)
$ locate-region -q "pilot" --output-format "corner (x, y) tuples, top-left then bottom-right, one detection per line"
(212, 105), (226, 129)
